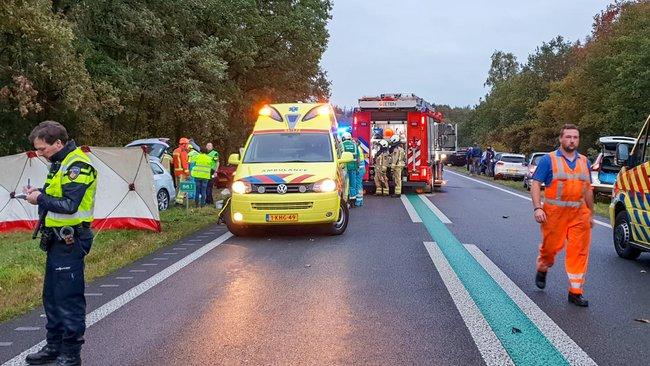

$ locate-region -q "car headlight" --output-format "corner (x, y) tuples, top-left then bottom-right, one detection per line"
(441, 153), (447, 160)
(232, 181), (251, 194)
(313, 179), (337, 193)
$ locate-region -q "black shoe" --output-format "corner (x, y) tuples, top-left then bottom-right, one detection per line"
(568, 293), (589, 307)
(26, 345), (60, 365)
(535, 271), (547, 289)
(56, 354), (81, 366)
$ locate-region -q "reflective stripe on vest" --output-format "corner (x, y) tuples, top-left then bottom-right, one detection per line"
(45, 148), (97, 227)
(544, 151), (589, 208)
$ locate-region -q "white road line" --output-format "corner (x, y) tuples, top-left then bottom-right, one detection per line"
(400, 195), (422, 223)
(14, 328), (39, 332)
(84, 293), (102, 297)
(128, 270), (147, 273)
(2, 231), (233, 366)
(115, 277), (133, 280)
(418, 194), (452, 224)
(0, 343), (12, 347)
(99, 284), (118, 288)
(423, 242), (514, 366)
(464, 244), (597, 366)
(141, 263), (158, 266)
(446, 170), (612, 229)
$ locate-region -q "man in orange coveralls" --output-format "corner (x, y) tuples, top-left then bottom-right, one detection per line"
(173, 137), (190, 204)
(531, 124), (594, 307)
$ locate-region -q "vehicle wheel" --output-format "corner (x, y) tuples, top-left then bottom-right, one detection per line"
(157, 189), (170, 211)
(223, 201), (247, 237)
(327, 201), (349, 235)
(613, 211), (642, 260)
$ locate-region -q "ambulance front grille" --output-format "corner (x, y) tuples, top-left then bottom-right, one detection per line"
(251, 202), (314, 211)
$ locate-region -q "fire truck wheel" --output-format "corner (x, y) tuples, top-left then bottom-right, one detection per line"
(326, 201), (349, 235)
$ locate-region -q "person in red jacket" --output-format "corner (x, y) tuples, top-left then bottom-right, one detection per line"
(173, 137), (190, 204)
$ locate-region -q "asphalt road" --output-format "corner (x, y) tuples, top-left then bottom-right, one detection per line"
(1, 170), (649, 365)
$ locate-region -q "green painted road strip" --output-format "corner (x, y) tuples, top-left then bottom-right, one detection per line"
(407, 194), (568, 365)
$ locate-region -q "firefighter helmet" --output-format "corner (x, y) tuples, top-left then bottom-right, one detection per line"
(389, 135), (400, 144)
(342, 132), (352, 141)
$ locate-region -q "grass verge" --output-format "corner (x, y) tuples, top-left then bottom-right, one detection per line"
(0, 205), (220, 323)
(446, 166), (610, 218)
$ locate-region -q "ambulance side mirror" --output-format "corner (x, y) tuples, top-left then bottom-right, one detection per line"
(339, 152), (354, 164)
(228, 153), (241, 165)
(615, 143), (629, 167)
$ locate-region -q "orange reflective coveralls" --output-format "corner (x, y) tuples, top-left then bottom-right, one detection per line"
(172, 147), (189, 178)
(537, 152), (592, 295)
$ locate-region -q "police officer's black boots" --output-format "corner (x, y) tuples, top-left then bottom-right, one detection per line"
(55, 354), (81, 366)
(568, 293), (589, 307)
(535, 271), (547, 289)
(25, 344), (59, 365)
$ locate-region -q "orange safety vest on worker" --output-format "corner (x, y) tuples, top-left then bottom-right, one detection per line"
(172, 147), (189, 177)
(537, 151), (592, 295)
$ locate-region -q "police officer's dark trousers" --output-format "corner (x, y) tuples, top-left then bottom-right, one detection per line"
(43, 226), (93, 357)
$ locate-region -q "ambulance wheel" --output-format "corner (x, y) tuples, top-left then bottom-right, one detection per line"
(614, 211), (641, 260)
(327, 201), (349, 235)
(223, 203), (247, 237)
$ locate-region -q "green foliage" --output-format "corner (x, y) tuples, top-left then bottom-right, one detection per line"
(0, 0), (332, 155)
(467, 1), (649, 155)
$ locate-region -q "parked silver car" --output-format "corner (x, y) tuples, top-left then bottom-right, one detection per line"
(523, 152), (548, 190)
(150, 159), (176, 210)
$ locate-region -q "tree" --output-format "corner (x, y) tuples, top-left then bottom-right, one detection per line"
(484, 51), (519, 88)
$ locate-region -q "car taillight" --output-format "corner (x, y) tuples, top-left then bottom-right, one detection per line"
(496, 162), (504, 166)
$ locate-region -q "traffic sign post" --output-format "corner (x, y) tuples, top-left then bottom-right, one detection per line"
(179, 181), (196, 210)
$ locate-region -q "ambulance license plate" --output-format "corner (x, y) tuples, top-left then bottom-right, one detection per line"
(266, 214), (298, 222)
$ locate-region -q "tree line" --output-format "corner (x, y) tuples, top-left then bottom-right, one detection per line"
(0, 0), (332, 156)
(444, 0), (649, 157)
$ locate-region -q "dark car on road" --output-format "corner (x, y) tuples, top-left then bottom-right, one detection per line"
(448, 147), (470, 166)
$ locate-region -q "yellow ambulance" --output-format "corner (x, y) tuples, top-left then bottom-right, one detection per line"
(223, 103), (354, 236)
(611, 115), (650, 259)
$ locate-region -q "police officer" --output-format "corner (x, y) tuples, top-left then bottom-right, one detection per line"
(374, 139), (390, 196)
(389, 135), (406, 197)
(24, 121), (97, 366)
(341, 132), (359, 205)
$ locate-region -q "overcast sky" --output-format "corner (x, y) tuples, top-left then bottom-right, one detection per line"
(321, 0), (614, 109)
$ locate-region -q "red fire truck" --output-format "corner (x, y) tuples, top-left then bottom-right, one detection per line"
(352, 93), (455, 193)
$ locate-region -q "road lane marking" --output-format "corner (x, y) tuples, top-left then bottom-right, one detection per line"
(129, 270), (147, 273)
(418, 194), (452, 224)
(464, 244), (597, 366)
(400, 194), (422, 222)
(13, 328), (39, 332)
(424, 242), (513, 366)
(3, 231), (233, 366)
(84, 293), (102, 297)
(99, 284), (118, 288)
(407, 194), (569, 365)
(115, 277), (134, 280)
(446, 170), (612, 229)
(0, 343), (12, 347)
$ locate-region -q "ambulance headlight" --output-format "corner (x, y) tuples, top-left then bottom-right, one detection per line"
(313, 179), (337, 193)
(232, 181), (251, 194)
(441, 153), (447, 160)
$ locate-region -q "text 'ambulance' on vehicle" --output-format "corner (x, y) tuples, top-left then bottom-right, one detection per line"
(223, 103), (355, 236)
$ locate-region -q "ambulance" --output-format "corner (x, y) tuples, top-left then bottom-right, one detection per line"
(610, 114), (650, 259)
(223, 103), (355, 236)
(352, 93), (453, 193)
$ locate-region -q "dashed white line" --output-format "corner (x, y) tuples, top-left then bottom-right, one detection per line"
(129, 270), (147, 273)
(173, 247), (188, 251)
(14, 328), (39, 332)
(423, 242), (514, 366)
(3, 231), (233, 366)
(100, 284), (119, 288)
(400, 195), (422, 223)
(446, 170), (612, 228)
(153, 258), (168, 261)
(0, 343), (13, 347)
(141, 263), (158, 266)
(418, 194), (452, 224)
(84, 293), (103, 297)
(162, 252), (178, 255)
(463, 244), (597, 366)
(115, 277), (134, 280)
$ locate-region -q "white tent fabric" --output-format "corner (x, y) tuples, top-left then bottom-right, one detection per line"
(0, 146), (161, 232)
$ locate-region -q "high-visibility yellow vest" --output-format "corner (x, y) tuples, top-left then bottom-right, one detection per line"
(45, 148), (97, 227)
(191, 153), (213, 179)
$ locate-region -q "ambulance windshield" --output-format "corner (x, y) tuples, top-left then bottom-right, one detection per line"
(243, 133), (333, 163)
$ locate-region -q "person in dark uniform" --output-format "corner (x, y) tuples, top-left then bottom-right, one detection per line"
(24, 121), (97, 366)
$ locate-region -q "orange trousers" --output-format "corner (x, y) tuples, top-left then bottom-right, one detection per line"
(537, 204), (591, 294)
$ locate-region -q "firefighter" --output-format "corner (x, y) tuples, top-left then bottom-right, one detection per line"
(355, 140), (366, 207)
(173, 138), (190, 204)
(531, 124), (594, 307)
(389, 135), (406, 197)
(24, 121), (97, 366)
(341, 132), (359, 205)
(374, 139), (390, 196)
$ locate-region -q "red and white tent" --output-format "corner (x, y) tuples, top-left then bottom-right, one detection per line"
(0, 146), (161, 233)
